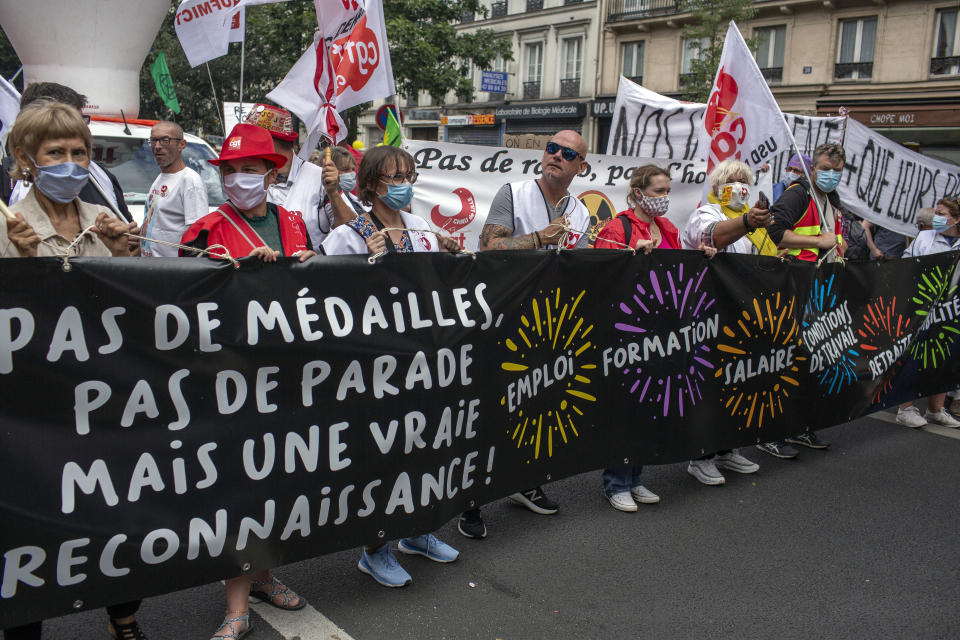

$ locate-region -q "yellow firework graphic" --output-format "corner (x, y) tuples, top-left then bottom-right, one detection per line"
(714, 293), (805, 430)
(499, 288), (597, 462)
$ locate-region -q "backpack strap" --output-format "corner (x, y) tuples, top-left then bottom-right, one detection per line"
(619, 213), (632, 249)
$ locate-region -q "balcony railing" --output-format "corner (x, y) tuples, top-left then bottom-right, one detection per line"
(523, 81), (541, 99)
(491, 1), (507, 19)
(560, 78), (581, 97)
(405, 94), (418, 108)
(460, 10), (474, 23)
(527, 0), (544, 11)
(930, 56), (960, 76)
(564, 0), (585, 4)
(628, 75), (643, 86)
(760, 67), (783, 84)
(608, 0), (680, 22)
(834, 61), (873, 81)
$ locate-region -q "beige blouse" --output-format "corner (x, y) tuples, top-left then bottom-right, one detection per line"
(0, 186), (116, 258)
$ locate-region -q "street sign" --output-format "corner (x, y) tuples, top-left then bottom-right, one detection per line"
(376, 104), (403, 130)
(480, 70), (508, 93)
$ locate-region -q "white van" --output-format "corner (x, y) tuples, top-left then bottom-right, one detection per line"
(89, 117), (225, 224)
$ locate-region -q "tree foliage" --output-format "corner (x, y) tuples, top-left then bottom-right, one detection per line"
(384, 0), (512, 105)
(677, 0), (757, 103)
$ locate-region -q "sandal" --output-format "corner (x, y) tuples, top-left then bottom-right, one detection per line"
(108, 618), (149, 640)
(211, 614), (252, 640)
(249, 576), (306, 610)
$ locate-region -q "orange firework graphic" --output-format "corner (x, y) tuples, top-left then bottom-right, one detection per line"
(714, 293), (804, 430)
(499, 288), (597, 462)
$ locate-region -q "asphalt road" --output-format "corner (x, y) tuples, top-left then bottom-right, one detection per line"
(32, 410), (960, 640)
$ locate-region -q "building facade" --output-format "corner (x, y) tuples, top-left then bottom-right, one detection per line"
(358, 1), (960, 164)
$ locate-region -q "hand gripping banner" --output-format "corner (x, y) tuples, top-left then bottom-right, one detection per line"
(1, 250), (959, 626)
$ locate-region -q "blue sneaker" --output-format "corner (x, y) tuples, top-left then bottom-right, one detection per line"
(358, 545), (412, 587)
(398, 533), (460, 563)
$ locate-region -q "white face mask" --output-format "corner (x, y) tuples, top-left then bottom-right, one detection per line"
(720, 182), (750, 209)
(785, 172), (802, 184)
(223, 172), (268, 210)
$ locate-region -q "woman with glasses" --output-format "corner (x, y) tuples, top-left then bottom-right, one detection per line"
(321, 145), (460, 256)
(320, 145), (461, 588)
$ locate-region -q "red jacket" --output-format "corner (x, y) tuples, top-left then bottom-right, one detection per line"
(180, 202), (310, 259)
(594, 209), (680, 250)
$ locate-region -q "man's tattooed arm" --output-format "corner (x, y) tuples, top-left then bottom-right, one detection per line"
(479, 224), (538, 251)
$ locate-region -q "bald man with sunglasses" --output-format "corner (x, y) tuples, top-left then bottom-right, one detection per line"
(478, 129), (591, 251)
(460, 131), (590, 540)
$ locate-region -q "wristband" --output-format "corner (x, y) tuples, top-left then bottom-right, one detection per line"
(534, 231), (542, 248)
(742, 215), (755, 233)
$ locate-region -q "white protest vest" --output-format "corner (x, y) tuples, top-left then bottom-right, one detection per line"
(509, 179), (590, 249)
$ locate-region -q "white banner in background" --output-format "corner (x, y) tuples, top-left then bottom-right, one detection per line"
(841, 118), (960, 236)
(608, 76), (844, 180)
(404, 140), (771, 250)
(607, 76), (960, 238)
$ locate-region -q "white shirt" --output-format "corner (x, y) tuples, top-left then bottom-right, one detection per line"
(902, 229), (960, 258)
(322, 211), (439, 255)
(141, 166), (208, 257)
(682, 203), (757, 255)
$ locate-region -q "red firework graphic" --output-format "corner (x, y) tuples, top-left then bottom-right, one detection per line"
(857, 297), (912, 404)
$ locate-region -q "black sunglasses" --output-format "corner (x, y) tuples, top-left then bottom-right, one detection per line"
(545, 141), (583, 162)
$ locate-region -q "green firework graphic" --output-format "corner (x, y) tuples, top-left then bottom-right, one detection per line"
(910, 265), (960, 368)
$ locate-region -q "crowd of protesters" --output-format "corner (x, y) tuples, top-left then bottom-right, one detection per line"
(2, 82), (959, 640)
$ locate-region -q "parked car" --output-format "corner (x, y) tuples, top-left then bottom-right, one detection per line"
(89, 117), (225, 224)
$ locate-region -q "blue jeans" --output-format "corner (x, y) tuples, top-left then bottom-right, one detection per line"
(602, 464), (643, 496)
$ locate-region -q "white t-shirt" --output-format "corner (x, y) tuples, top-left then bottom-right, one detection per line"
(322, 211), (439, 255)
(682, 203), (757, 255)
(141, 167), (208, 257)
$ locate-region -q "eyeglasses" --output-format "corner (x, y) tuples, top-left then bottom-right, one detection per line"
(81, 114), (91, 124)
(545, 141), (583, 162)
(148, 137), (183, 146)
(380, 171), (418, 185)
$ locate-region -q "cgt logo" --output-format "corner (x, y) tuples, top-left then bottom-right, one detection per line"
(431, 187), (476, 232)
(331, 15), (380, 94)
(703, 66), (745, 172)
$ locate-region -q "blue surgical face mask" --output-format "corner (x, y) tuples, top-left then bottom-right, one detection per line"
(815, 169), (841, 193)
(339, 171), (357, 193)
(784, 171), (802, 184)
(932, 214), (953, 233)
(30, 157), (90, 203)
(379, 182), (413, 210)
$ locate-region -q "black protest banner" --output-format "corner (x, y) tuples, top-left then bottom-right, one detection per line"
(1, 250), (959, 627)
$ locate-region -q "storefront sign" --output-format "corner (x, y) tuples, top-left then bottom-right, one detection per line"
(442, 114), (496, 127)
(494, 102), (586, 120)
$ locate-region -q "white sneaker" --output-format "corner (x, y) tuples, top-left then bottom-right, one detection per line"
(924, 408), (960, 428)
(606, 491), (638, 512)
(896, 406), (927, 428)
(687, 459), (725, 486)
(714, 450), (759, 474)
(630, 485), (660, 504)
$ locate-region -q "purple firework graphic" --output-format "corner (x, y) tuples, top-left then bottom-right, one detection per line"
(613, 263), (717, 418)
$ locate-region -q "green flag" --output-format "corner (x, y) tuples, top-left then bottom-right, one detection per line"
(150, 51), (181, 114)
(384, 107), (402, 147)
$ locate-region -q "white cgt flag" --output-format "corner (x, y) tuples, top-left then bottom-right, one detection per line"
(175, 0), (250, 68)
(268, 0), (396, 146)
(699, 21), (796, 177)
(0, 75), (20, 146)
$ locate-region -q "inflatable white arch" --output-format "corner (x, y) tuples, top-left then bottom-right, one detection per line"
(0, 0), (170, 117)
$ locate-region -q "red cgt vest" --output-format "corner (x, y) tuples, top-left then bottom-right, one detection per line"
(180, 202), (310, 259)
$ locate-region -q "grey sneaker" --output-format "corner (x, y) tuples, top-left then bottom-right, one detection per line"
(687, 458), (725, 485)
(714, 450), (759, 474)
(896, 406), (927, 428)
(924, 408), (960, 428)
(629, 485), (660, 504)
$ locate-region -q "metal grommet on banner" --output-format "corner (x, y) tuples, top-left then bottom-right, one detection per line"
(241, 562), (251, 572)
(468, 500), (476, 508)
(368, 251), (386, 265)
(377, 530), (385, 539)
(61, 257), (72, 272)
(623, 458), (629, 464)
(72, 600), (83, 609)
(545, 474), (552, 481)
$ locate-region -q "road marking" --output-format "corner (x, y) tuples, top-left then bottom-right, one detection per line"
(250, 600), (355, 640)
(866, 410), (960, 439)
